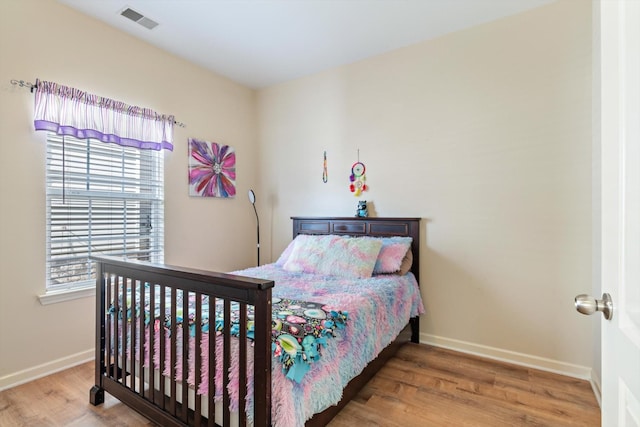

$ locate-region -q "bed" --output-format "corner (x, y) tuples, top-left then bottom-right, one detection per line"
(89, 216), (423, 426)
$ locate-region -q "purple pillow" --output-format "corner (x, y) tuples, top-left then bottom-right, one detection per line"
(373, 237), (412, 274)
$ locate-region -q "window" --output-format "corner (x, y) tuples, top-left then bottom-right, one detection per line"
(45, 133), (164, 291)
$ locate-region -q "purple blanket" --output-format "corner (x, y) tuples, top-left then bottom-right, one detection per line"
(232, 264), (425, 427)
(110, 263), (424, 427)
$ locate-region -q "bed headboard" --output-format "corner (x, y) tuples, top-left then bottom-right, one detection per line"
(291, 217), (421, 283)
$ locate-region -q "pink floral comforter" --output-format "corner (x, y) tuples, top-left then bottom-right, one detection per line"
(111, 264), (424, 427)
(233, 264), (425, 427)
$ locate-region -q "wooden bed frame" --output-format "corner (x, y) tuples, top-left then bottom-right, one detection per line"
(90, 216), (421, 426)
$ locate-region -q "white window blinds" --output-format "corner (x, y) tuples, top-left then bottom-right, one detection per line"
(46, 133), (164, 290)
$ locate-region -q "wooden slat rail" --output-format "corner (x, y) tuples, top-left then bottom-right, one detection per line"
(89, 256), (274, 427)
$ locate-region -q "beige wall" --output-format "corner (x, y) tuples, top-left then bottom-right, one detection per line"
(0, 0), (595, 388)
(257, 0), (594, 371)
(0, 0), (258, 386)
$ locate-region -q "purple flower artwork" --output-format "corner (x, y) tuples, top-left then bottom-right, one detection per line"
(188, 138), (236, 198)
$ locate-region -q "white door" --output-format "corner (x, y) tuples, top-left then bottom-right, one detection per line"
(599, 0), (640, 425)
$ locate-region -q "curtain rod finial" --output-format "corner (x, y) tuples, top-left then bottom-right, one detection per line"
(10, 79), (36, 92)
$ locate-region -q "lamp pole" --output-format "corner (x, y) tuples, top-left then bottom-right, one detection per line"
(248, 189), (260, 266)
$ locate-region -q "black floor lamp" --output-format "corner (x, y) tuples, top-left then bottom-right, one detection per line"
(248, 189), (260, 266)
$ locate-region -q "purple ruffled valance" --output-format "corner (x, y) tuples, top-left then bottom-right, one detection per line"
(33, 80), (174, 151)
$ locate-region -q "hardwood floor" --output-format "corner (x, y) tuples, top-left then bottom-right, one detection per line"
(0, 363), (153, 427)
(329, 344), (600, 427)
(0, 344), (600, 426)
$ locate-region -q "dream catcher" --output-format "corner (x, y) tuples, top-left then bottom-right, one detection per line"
(349, 151), (368, 196)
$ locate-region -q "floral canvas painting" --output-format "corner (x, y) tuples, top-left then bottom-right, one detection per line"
(188, 138), (236, 198)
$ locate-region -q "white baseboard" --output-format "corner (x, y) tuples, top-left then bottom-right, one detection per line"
(590, 368), (602, 407)
(421, 333), (593, 380)
(0, 349), (94, 392)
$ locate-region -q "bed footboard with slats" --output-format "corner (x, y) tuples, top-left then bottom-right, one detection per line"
(89, 256), (274, 427)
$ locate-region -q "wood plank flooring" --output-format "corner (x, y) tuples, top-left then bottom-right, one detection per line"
(0, 344), (600, 426)
(329, 344), (600, 427)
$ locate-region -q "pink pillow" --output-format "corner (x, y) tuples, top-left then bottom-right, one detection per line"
(275, 239), (296, 267)
(373, 237), (412, 274)
(282, 235), (382, 279)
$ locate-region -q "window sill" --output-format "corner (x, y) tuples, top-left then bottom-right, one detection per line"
(38, 285), (95, 305)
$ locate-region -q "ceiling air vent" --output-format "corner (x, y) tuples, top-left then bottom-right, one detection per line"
(120, 7), (158, 30)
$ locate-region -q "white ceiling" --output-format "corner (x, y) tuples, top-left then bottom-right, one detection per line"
(56, 0), (556, 89)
